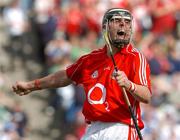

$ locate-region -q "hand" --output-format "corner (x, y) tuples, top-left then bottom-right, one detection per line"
(115, 70), (131, 90)
(12, 81), (32, 96)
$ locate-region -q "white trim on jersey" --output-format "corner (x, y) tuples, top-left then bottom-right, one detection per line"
(139, 52), (147, 85)
(128, 46), (148, 86)
(132, 47), (147, 86)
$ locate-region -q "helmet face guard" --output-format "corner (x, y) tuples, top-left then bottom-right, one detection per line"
(102, 8), (133, 48)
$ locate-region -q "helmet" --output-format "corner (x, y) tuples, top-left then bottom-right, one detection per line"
(102, 8), (133, 48)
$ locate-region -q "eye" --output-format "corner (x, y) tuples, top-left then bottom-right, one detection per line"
(124, 19), (131, 24)
(109, 18), (120, 23)
(115, 19), (121, 23)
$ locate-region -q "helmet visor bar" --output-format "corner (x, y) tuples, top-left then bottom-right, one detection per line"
(110, 15), (131, 20)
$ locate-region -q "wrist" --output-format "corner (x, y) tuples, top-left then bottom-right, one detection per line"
(33, 79), (42, 90)
(128, 81), (137, 94)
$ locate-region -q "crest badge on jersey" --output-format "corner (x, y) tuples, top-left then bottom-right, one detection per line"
(91, 70), (98, 78)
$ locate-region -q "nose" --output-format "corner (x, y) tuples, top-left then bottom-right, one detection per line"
(119, 19), (125, 26)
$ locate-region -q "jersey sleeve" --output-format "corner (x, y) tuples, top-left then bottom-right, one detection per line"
(133, 52), (152, 93)
(66, 55), (87, 85)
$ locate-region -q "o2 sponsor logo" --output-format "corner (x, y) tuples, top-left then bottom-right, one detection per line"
(87, 83), (110, 112)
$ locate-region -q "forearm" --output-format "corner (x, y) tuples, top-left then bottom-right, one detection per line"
(127, 83), (152, 104)
(115, 71), (152, 103)
(27, 70), (72, 91)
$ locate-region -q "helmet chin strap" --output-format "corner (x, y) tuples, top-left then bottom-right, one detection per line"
(111, 39), (130, 48)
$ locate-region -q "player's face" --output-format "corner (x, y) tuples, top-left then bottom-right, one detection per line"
(108, 17), (132, 46)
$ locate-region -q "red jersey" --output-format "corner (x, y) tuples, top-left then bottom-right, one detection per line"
(66, 44), (151, 129)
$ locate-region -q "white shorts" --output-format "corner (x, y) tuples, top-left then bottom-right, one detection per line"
(81, 121), (139, 140)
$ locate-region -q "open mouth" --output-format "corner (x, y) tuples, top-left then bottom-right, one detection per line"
(115, 30), (126, 39)
(117, 31), (125, 36)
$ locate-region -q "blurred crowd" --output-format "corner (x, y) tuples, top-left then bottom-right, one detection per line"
(0, 0), (180, 140)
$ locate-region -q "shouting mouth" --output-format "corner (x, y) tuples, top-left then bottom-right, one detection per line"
(116, 30), (126, 39)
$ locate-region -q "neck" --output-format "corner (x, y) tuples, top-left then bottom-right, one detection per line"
(107, 45), (121, 56)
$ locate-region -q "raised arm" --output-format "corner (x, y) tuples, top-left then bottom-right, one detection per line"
(12, 70), (72, 96)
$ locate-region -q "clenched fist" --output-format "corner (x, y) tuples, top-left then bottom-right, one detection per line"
(12, 81), (32, 96)
(114, 70), (131, 90)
